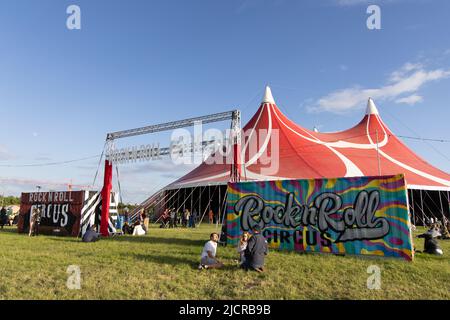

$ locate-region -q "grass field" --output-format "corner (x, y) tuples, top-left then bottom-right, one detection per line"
(0, 224), (449, 300)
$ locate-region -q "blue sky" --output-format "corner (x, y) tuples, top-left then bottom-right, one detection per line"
(0, 0), (449, 203)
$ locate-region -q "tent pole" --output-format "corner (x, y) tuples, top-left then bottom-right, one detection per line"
(448, 191), (450, 219)
(176, 187), (197, 214)
(424, 190), (435, 221)
(199, 186), (202, 225)
(191, 186), (207, 215)
(177, 188), (180, 213)
(438, 191), (445, 222)
(217, 186), (221, 228)
(217, 190), (228, 232)
(208, 186), (211, 223)
(199, 184), (218, 227)
(376, 129), (381, 176)
(191, 187), (193, 212)
(410, 189), (415, 225)
(420, 189), (426, 225)
(219, 190), (228, 225)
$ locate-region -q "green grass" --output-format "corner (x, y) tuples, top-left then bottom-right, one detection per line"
(0, 224), (449, 299)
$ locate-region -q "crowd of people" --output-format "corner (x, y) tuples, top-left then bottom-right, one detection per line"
(120, 209), (150, 236)
(0, 206), (19, 229)
(162, 208), (198, 228)
(158, 207), (220, 229)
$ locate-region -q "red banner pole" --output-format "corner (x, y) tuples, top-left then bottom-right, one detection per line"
(100, 159), (113, 236)
(233, 142), (241, 182)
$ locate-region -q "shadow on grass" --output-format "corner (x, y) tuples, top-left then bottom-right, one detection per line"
(111, 235), (205, 247)
(128, 253), (245, 272)
(45, 234), (206, 247)
(0, 227), (20, 235)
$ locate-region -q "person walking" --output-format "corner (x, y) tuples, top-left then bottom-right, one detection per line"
(124, 207), (130, 224)
(29, 207), (41, 237)
(169, 209), (176, 228)
(189, 209), (196, 228)
(183, 209), (190, 228)
(0, 207), (7, 229)
(208, 209), (214, 224)
(142, 210), (149, 232)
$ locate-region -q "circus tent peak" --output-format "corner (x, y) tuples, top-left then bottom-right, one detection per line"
(262, 86), (275, 104)
(366, 97), (380, 115)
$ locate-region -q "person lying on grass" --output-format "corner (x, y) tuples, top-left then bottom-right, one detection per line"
(199, 232), (224, 270)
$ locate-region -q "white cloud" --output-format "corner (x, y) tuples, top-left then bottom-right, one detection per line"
(395, 94), (424, 105)
(0, 146), (14, 161)
(335, 0), (370, 5)
(388, 62), (423, 82)
(333, 0), (398, 6)
(121, 161), (196, 179)
(307, 62), (450, 113)
(237, 0), (285, 14)
(0, 177), (86, 196)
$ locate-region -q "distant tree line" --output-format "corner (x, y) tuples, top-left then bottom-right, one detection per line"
(1, 196), (21, 206)
(118, 202), (139, 212)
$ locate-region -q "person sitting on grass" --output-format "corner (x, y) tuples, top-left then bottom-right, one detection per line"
(236, 232), (250, 266)
(439, 217), (450, 239)
(242, 224), (268, 272)
(417, 227), (443, 255)
(132, 221), (146, 236)
(122, 221), (133, 235)
(82, 225), (100, 243)
(199, 232), (224, 270)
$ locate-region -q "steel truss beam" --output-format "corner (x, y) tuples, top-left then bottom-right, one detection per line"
(107, 110), (239, 141)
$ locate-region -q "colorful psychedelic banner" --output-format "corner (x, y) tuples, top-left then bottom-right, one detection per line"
(227, 174), (413, 261)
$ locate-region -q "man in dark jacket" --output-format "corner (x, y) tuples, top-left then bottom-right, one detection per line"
(82, 225), (100, 242)
(418, 228), (443, 255)
(243, 225), (268, 272)
(0, 207), (7, 229)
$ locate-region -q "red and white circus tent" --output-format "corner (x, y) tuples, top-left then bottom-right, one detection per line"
(146, 86), (450, 225)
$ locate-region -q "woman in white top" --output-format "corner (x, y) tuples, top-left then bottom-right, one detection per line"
(237, 232), (250, 265)
(132, 223), (146, 236)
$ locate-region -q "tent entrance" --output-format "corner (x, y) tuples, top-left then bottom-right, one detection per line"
(161, 185), (228, 225)
(408, 189), (450, 226)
